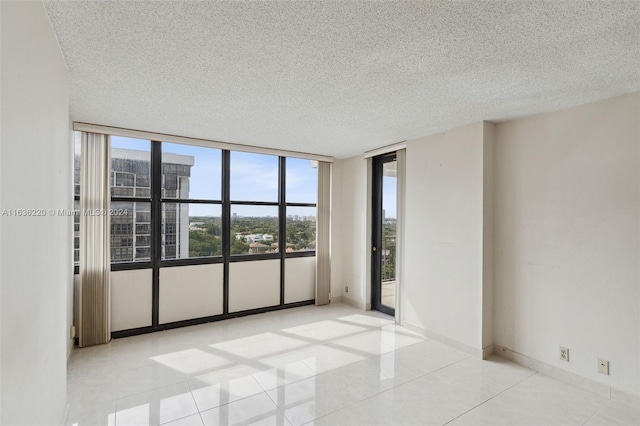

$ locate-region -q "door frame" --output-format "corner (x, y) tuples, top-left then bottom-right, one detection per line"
(371, 152), (396, 317)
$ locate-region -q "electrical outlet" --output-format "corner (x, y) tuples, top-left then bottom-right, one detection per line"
(70, 325), (76, 339)
(559, 346), (569, 362)
(344, 285), (349, 293)
(597, 358), (609, 375)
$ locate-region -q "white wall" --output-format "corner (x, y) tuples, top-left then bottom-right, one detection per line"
(284, 257), (315, 304)
(111, 270), (153, 331)
(330, 159), (344, 301)
(494, 92), (640, 394)
(160, 264), (224, 324)
(403, 122), (491, 353)
(331, 156), (370, 308)
(0, 1), (71, 424)
(229, 260), (280, 312)
(482, 123), (495, 349)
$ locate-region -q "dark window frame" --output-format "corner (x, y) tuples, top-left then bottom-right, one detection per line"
(74, 137), (318, 335)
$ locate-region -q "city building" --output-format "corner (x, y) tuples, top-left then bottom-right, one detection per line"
(74, 148), (195, 263)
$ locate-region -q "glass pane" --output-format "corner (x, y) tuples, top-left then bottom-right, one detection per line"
(286, 206), (316, 253)
(381, 160), (397, 308)
(286, 158), (317, 204)
(231, 205), (279, 255)
(110, 136), (151, 198)
(162, 203), (222, 259)
(162, 143), (221, 200)
(110, 201), (150, 263)
(74, 132), (81, 197)
(230, 151), (278, 202)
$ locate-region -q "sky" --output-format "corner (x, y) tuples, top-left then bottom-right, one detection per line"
(100, 136), (397, 218)
(75, 136), (397, 218)
(382, 176), (397, 219)
(109, 136), (320, 217)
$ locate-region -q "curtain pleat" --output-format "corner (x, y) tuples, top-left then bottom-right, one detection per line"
(315, 161), (331, 305)
(79, 132), (111, 347)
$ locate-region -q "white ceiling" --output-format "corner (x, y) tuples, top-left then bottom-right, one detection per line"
(44, 1), (639, 159)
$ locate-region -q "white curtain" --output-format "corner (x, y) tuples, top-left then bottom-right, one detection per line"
(395, 149), (406, 324)
(79, 132), (111, 347)
(315, 161), (331, 305)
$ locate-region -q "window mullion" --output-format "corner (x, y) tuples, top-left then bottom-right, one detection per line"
(279, 156), (286, 306)
(222, 150), (231, 315)
(151, 140), (162, 328)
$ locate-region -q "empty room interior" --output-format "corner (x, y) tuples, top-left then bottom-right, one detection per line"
(1, 1), (639, 425)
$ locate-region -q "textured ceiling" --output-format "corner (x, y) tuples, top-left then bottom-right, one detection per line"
(44, 1), (639, 158)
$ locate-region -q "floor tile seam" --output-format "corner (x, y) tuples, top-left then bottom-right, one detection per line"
(292, 353), (475, 426)
(262, 388), (296, 425)
(67, 402), (115, 420)
(157, 410), (201, 426)
(367, 352), (473, 397)
(440, 370), (540, 426)
(532, 371), (618, 404)
(411, 354), (473, 382)
(182, 356), (320, 396)
(185, 379), (202, 420)
(330, 317), (395, 332)
(190, 387), (273, 415)
(114, 378), (191, 408)
(530, 371), (619, 423)
(310, 328), (424, 364)
(185, 370), (252, 412)
(382, 337), (427, 353)
(204, 338), (336, 370)
(278, 329), (395, 357)
(199, 399), (287, 426)
(319, 341), (397, 363)
(170, 349), (314, 384)
(264, 366), (335, 395)
(580, 399), (612, 426)
(251, 368), (318, 394)
(67, 399), (118, 419)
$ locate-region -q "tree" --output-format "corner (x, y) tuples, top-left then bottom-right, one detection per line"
(231, 239), (250, 255)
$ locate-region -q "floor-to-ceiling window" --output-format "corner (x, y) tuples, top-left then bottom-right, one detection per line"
(74, 132), (320, 336)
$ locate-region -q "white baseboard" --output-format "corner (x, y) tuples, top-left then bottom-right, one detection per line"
(611, 386), (640, 408)
(331, 296), (366, 309)
(402, 321), (484, 359)
(482, 344), (495, 359)
(494, 345), (640, 407)
(61, 403), (70, 426)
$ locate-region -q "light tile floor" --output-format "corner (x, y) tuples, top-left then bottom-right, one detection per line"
(67, 304), (639, 426)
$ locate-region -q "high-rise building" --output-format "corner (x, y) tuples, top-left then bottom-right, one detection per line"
(74, 148), (194, 263)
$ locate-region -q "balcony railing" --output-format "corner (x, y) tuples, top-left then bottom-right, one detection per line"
(381, 235), (396, 282)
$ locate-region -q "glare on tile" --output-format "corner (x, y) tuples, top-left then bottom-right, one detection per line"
(189, 366), (264, 411)
(209, 332), (276, 351)
(115, 383), (198, 425)
(200, 393), (281, 426)
(337, 314), (393, 327)
(283, 320), (367, 340)
(252, 361), (316, 391)
(150, 348), (232, 375)
(379, 351), (395, 380)
(115, 403), (149, 426)
(300, 345), (367, 374)
(214, 334), (308, 359)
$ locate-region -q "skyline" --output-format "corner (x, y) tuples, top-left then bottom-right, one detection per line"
(80, 135), (397, 218)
